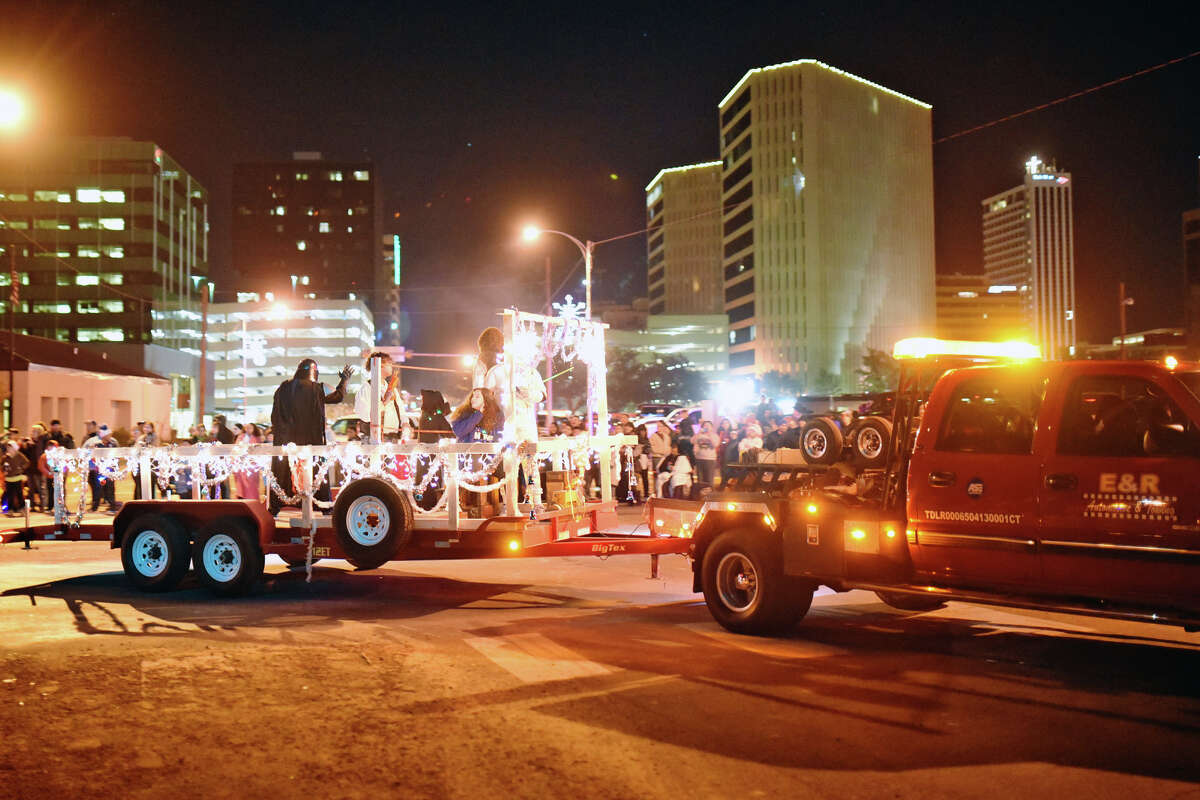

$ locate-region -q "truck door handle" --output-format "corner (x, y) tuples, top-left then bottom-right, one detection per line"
(928, 471), (956, 487)
(1045, 473), (1078, 490)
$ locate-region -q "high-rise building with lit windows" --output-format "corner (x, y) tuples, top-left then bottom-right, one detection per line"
(1184, 158), (1200, 354)
(645, 162), (724, 315)
(718, 60), (935, 385)
(0, 136), (209, 351)
(231, 153), (382, 340)
(981, 156), (1076, 358)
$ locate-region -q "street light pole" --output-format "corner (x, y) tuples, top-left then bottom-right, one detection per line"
(522, 227), (596, 319)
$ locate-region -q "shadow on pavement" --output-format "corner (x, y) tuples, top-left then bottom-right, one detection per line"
(426, 597), (1200, 781)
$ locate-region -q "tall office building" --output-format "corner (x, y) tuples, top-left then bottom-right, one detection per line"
(935, 273), (1028, 342)
(981, 156), (1076, 358)
(717, 60), (935, 385)
(0, 136), (208, 350)
(645, 162), (724, 315)
(231, 153), (383, 339)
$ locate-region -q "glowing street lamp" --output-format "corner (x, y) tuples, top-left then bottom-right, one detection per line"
(0, 88), (25, 131)
(522, 225), (595, 319)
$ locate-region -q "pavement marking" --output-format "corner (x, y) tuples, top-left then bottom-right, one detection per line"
(632, 638), (691, 648)
(678, 622), (846, 659)
(465, 632), (612, 683)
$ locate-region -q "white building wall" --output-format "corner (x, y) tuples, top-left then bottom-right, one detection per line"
(15, 365), (171, 440)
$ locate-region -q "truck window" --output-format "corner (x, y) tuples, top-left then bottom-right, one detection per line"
(935, 374), (1045, 454)
(1058, 375), (1197, 457)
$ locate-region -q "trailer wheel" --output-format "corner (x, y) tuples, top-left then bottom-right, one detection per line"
(853, 416), (892, 468)
(800, 418), (844, 465)
(701, 530), (814, 635)
(875, 591), (946, 612)
(193, 516), (264, 597)
(333, 478), (413, 570)
(120, 514), (191, 592)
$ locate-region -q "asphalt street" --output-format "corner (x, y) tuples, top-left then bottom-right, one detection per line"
(1, 506), (1198, 799)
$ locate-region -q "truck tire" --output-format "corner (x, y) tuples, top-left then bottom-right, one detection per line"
(333, 478), (413, 570)
(875, 590), (946, 612)
(853, 416), (892, 468)
(193, 516), (264, 597)
(800, 417), (844, 466)
(120, 514), (191, 592)
(701, 530), (814, 635)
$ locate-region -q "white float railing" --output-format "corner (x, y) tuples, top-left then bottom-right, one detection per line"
(46, 435), (636, 531)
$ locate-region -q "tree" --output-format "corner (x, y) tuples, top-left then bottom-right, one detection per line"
(606, 348), (650, 410)
(857, 348), (898, 393)
(758, 370), (803, 399)
(643, 355), (708, 405)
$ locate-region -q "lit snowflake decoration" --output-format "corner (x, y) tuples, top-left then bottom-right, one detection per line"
(552, 294), (586, 320)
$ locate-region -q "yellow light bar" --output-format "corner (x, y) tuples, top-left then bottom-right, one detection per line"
(892, 337), (1041, 361)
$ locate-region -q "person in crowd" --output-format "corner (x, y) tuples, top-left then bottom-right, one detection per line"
(691, 420), (720, 487)
(655, 445), (676, 499)
(46, 419), (74, 449)
(37, 440), (58, 511)
(82, 424), (120, 514)
(449, 388), (504, 443)
(669, 438), (695, 499)
(212, 414), (236, 445)
(354, 352), (406, 440)
(132, 421), (159, 499)
(648, 422), (673, 493)
(268, 358), (353, 515)
(738, 422), (763, 464)
(3, 440), (29, 516)
(22, 425), (45, 512)
(235, 423), (264, 501)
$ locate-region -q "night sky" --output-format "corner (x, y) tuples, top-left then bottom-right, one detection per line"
(3, 1), (1198, 364)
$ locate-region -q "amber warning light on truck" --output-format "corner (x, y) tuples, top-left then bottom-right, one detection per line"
(892, 337), (1041, 361)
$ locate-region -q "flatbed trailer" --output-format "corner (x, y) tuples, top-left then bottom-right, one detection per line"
(0, 309), (691, 595)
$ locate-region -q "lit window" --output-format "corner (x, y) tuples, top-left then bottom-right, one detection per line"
(77, 328), (124, 342)
(103, 245), (124, 259)
(34, 219), (62, 229)
(300, 275), (310, 285)
(57, 193), (71, 203)
(78, 218), (98, 229)
(319, 221), (330, 232)
(77, 245), (101, 258)
(34, 190), (59, 202)
(296, 240), (307, 251)
(32, 302), (72, 314)
(76, 275), (100, 286)
(346, 208), (353, 216)
(273, 205), (286, 216)
(101, 273), (123, 285)
(353, 170), (369, 181)
(328, 171), (344, 181)
(100, 300), (123, 313)
(2, 219), (28, 229)
(99, 217), (126, 231)
(305, 207), (315, 216)
(295, 172), (309, 181)
(101, 190), (125, 203)
(76, 188), (102, 203)
(5, 193), (28, 201)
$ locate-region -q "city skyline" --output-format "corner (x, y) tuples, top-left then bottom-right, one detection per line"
(0, 2), (1196, 361)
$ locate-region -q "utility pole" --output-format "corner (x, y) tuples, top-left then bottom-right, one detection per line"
(8, 247), (15, 430)
(544, 255), (553, 425)
(1119, 282), (1134, 360)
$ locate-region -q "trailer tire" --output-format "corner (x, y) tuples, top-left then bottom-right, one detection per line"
(702, 530), (814, 635)
(120, 514), (191, 592)
(333, 478), (413, 570)
(193, 516), (264, 597)
(875, 591), (946, 612)
(801, 417), (844, 466)
(853, 416), (892, 468)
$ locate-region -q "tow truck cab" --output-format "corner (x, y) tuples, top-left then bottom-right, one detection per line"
(684, 340), (1200, 635)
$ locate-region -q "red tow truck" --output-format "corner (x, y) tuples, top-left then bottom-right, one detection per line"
(651, 339), (1200, 634)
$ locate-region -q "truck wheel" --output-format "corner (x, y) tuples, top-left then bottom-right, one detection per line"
(702, 530), (814, 635)
(875, 590), (946, 612)
(193, 516), (264, 597)
(333, 478), (413, 570)
(120, 514), (191, 592)
(853, 417), (892, 468)
(801, 418), (844, 465)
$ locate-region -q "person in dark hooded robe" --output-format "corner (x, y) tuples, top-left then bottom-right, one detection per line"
(268, 358), (353, 514)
